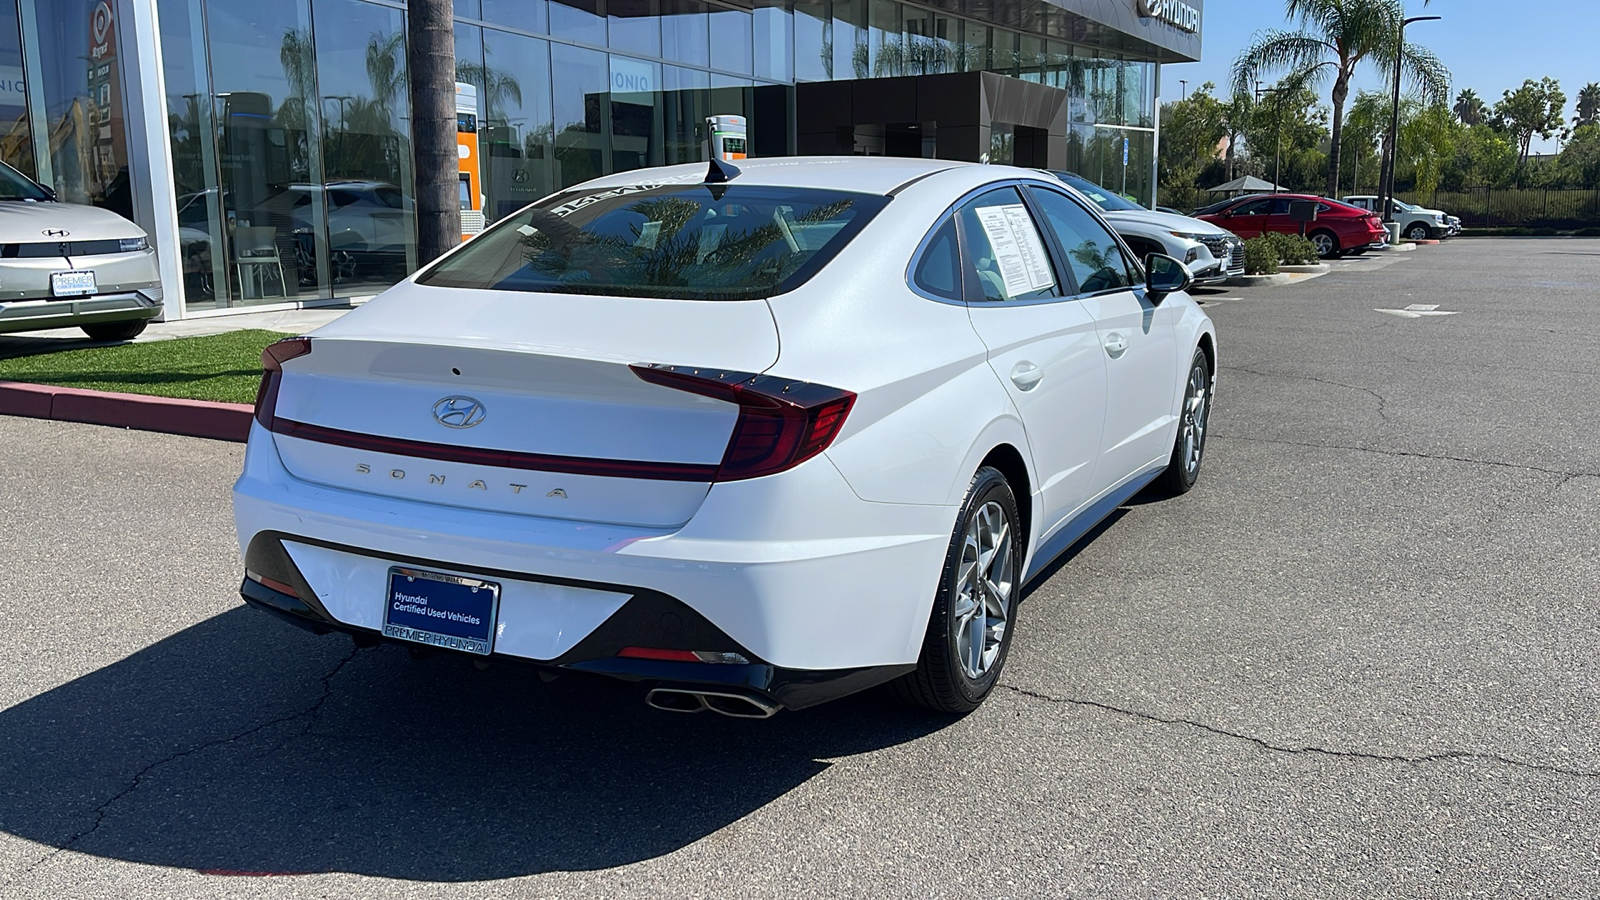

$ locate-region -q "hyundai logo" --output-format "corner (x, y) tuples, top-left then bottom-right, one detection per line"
(432, 396), (486, 428)
(42, 228), (68, 237)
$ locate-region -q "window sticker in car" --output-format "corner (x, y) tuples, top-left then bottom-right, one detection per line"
(974, 204), (1055, 297)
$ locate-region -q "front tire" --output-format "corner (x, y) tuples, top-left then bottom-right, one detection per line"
(81, 320), (148, 342)
(1404, 223), (1432, 241)
(892, 466), (1021, 714)
(1155, 349), (1213, 496)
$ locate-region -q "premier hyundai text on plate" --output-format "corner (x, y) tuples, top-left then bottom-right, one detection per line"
(234, 157), (1217, 717)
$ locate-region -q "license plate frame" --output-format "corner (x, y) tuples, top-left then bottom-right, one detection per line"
(50, 270), (97, 298)
(382, 566), (500, 656)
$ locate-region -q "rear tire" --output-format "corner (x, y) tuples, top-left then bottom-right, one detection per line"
(1155, 348), (1213, 496)
(1308, 229), (1339, 259)
(892, 466), (1021, 714)
(81, 320), (148, 342)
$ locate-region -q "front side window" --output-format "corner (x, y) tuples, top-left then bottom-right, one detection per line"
(954, 187), (1060, 303)
(418, 183), (888, 300)
(1026, 187), (1135, 295)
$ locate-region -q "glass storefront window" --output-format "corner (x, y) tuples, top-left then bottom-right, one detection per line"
(610, 54), (660, 173)
(661, 0), (710, 67)
(610, 0), (662, 58)
(752, 0), (793, 83)
(205, 0), (326, 305)
(313, 0), (417, 296)
(709, 6), (753, 75)
(792, 0), (828, 81)
(24, 0), (132, 217)
(482, 0), (549, 34)
(832, 0), (866, 79)
(662, 65), (710, 163)
(867, 0), (896, 77)
(550, 42), (609, 187)
(0, 0), (33, 178)
(479, 28), (555, 219)
(551, 0), (607, 46)
(158, 0), (229, 309)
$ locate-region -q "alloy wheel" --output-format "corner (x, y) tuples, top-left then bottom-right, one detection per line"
(1179, 364), (1210, 478)
(1310, 233), (1335, 257)
(953, 500), (1014, 679)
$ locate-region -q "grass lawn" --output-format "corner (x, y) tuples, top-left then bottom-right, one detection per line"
(0, 329), (288, 404)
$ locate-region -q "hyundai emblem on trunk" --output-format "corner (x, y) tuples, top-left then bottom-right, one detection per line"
(42, 228), (68, 237)
(432, 396), (486, 428)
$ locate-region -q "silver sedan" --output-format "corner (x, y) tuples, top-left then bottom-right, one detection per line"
(0, 161), (162, 341)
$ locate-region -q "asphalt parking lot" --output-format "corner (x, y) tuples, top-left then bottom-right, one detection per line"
(1, 238), (1596, 898)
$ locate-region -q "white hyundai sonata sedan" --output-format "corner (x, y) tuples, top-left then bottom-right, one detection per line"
(234, 157), (1216, 717)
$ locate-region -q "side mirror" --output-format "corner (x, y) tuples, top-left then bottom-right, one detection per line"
(1144, 253), (1192, 303)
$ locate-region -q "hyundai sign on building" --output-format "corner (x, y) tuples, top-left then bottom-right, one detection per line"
(0, 0), (1201, 320)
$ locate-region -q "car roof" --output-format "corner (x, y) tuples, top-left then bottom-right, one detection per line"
(570, 157), (980, 196)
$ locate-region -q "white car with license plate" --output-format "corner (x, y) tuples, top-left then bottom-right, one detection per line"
(234, 157), (1217, 717)
(0, 161), (162, 341)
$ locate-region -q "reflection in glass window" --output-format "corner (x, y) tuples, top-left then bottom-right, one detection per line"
(418, 184), (889, 300)
(0, 0), (32, 178)
(793, 0), (830, 81)
(482, 0), (549, 34)
(832, 0), (867, 79)
(158, 0), (227, 308)
(1027, 187), (1134, 295)
(314, 0), (417, 293)
(28, 0), (132, 215)
(551, 0), (607, 46)
(609, 0), (662, 58)
(479, 29), (555, 218)
(709, 7), (753, 75)
(610, 56), (661, 174)
(551, 43), (609, 188)
(753, 0), (794, 83)
(662, 66), (710, 164)
(661, 0), (710, 67)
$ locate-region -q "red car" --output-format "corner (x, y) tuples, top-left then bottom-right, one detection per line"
(1195, 193), (1387, 259)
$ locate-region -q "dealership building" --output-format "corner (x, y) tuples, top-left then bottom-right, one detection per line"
(0, 0), (1201, 321)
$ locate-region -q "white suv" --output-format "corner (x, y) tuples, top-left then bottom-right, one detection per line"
(1048, 172), (1244, 285)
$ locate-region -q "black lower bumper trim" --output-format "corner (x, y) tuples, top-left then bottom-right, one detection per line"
(239, 532), (917, 711)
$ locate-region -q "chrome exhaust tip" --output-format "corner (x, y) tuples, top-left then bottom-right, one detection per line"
(645, 688), (781, 719)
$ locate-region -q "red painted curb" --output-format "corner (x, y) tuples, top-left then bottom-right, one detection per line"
(1415, 239), (1441, 245)
(0, 380), (254, 442)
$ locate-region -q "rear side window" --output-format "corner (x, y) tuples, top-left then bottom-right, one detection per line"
(417, 183), (889, 300)
(912, 218), (962, 300)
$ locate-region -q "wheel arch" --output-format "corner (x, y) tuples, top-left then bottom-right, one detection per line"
(977, 443), (1032, 553)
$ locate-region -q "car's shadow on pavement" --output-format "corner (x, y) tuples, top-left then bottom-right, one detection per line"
(0, 607), (949, 881)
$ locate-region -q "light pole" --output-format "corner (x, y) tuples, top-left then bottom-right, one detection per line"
(1255, 84), (1286, 193)
(1379, 13), (1440, 226)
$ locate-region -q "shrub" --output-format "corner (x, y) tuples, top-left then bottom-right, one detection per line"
(1575, 227), (1600, 237)
(1243, 238), (1279, 275)
(1530, 226), (1559, 236)
(1261, 231), (1320, 266)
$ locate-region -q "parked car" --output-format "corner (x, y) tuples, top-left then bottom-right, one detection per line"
(1046, 171), (1245, 285)
(1195, 193), (1387, 258)
(0, 161), (163, 341)
(1341, 195), (1454, 241)
(235, 157), (1217, 717)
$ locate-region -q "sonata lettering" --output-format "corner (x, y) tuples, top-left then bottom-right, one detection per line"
(356, 465), (564, 499)
(1135, 0), (1199, 33)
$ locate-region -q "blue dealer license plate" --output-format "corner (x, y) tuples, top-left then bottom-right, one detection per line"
(383, 567), (499, 655)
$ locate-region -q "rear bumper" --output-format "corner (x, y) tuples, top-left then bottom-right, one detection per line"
(233, 421), (953, 699)
(240, 533), (915, 710)
(0, 289), (163, 334)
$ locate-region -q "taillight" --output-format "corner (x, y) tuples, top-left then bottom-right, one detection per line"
(254, 337), (312, 430)
(630, 363), (855, 481)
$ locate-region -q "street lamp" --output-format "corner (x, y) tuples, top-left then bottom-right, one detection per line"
(1255, 84), (1286, 193)
(1378, 13), (1441, 226)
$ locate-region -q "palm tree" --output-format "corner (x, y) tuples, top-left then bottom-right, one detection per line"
(1454, 88), (1487, 126)
(408, 0), (459, 265)
(1577, 83), (1600, 128)
(1233, 0), (1450, 198)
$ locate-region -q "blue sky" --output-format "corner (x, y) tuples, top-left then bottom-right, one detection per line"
(1165, 0), (1591, 151)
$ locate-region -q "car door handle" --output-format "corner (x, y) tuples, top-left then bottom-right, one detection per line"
(1009, 361), (1044, 391)
(1103, 332), (1129, 359)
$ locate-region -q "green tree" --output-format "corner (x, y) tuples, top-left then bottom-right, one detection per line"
(1243, 82), (1328, 191)
(1453, 88), (1487, 126)
(1493, 77), (1566, 163)
(1557, 123), (1600, 187)
(1575, 83), (1600, 128)
(1232, 0), (1450, 198)
(1444, 124), (1517, 188)
(1342, 90), (1390, 192)
(1398, 103), (1456, 195)
(1158, 82), (1228, 208)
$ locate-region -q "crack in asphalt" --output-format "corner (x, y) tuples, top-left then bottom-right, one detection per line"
(1221, 366), (1390, 422)
(1210, 434), (1600, 482)
(9, 646), (365, 881)
(997, 685), (1600, 780)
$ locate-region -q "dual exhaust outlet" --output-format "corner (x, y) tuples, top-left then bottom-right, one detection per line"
(646, 687), (782, 719)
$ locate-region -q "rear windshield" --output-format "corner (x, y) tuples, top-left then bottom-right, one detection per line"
(417, 183), (889, 300)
